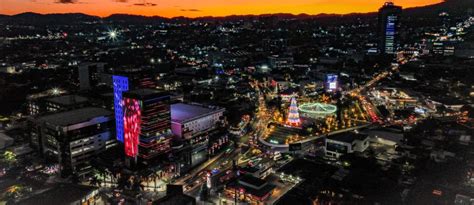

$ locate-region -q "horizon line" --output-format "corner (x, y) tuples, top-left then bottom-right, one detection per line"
(0, 2), (438, 20)
(2, 11), (379, 19)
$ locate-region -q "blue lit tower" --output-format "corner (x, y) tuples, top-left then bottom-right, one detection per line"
(286, 97), (301, 127)
(378, 2), (402, 54)
(113, 75), (129, 142)
(113, 69), (157, 142)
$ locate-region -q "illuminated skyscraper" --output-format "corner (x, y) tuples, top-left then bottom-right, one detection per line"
(113, 70), (157, 142)
(113, 75), (129, 142)
(286, 97), (301, 127)
(123, 89), (172, 160)
(378, 2), (402, 54)
(123, 97), (140, 158)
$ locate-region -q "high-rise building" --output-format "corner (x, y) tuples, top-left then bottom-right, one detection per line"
(31, 107), (114, 177)
(378, 2), (402, 54)
(27, 95), (89, 116)
(113, 75), (129, 142)
(268, 55), (294, 70)
(78, 63), (106, 90)
(113, 69), (157, 142)
(122, 89), (172, 160)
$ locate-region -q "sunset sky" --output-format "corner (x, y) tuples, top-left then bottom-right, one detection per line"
(0, 0), (443, 18)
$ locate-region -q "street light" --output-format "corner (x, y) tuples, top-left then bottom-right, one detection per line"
(108, 29), (118, 40)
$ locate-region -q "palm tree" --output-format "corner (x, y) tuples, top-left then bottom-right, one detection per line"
(151, 172), (158, 192)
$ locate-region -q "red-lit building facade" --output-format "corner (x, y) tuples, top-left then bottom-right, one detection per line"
(223, 175), (276, 204)
(122, 89), (172, 160)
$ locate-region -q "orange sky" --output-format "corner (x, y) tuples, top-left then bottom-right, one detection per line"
(0, 0), (442, 18)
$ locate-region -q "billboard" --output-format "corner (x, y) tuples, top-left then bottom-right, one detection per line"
(326, 74), (338, 91)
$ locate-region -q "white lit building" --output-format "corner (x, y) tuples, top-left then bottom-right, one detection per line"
(171, 103), (225, 170)
(171, 103), (225, 139)
(32, 107), (114, 177)
(325, 132), (370, 158)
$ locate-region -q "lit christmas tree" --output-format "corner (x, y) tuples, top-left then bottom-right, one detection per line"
(286, 97), (301, 127)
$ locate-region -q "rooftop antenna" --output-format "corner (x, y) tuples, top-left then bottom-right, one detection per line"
(385, 0), (394, 6)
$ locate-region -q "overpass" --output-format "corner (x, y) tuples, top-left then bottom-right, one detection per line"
(258, 123), (375, 152)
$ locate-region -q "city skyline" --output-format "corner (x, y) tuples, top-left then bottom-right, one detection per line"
(1, 0), (473, 204)
(1, 0), (442, 17)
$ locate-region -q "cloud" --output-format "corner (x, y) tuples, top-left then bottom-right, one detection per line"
(55, 0), (78, 3)
(114, 0), (128, 2)
(133, 2), (157, 6)
(180, 9), (201, 12)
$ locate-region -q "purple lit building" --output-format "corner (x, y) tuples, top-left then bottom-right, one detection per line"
(171, 103), (225, 169)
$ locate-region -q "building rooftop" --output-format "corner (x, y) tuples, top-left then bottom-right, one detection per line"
(45, 95), (89, 106)
(17, 183), (97, 205)
(239, 166), (260, 174)
(171, 103), (224, 123)
(327, 132), (369, 144)
(36, 107), (112, 127)
(239, 174), (267, 188)
(123, 89), (169, 100)
(153, 194), (196, 205)
(153, 184), (196, 205)
(227, 175), (276, 198)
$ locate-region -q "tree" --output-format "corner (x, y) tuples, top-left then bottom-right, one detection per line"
(3, 151), (17, 167)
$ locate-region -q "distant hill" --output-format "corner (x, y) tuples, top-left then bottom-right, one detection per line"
(104, 14), (167, 24)
(404, 0), (474, 16)
(0, 12), (100, 24)
(0, 0), (472, 25)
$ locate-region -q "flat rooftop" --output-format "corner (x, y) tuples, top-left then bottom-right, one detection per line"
(45, 95), (89, 106)
(36, 107), (112, 127)
(239, 174), (267, 188)
(171, 103), (224, 123)
(327, 132), (368, 143)
(17, 183), (97, 205)
(227, 175), (276, 198)
(123, 89), (169, 100)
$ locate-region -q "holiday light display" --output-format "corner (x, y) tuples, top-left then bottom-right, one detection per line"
(286, 97), (301, 127)
(298, 102), (337, 119)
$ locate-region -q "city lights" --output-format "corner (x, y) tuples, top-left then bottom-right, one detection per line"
(108, 29), (118, 40)
(49, 87), (64, 96)
(298, 103), (337, 118)
(285, 97), (301, 127)
(1, 1), (472, 204)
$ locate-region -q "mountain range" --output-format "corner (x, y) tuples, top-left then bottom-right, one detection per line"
(0, 0), (472, 25)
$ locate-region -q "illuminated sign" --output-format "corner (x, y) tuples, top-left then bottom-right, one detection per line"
(326, 74), (338, 91)
(123, 97), (140, 157)
(113, 75), (129, 142)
